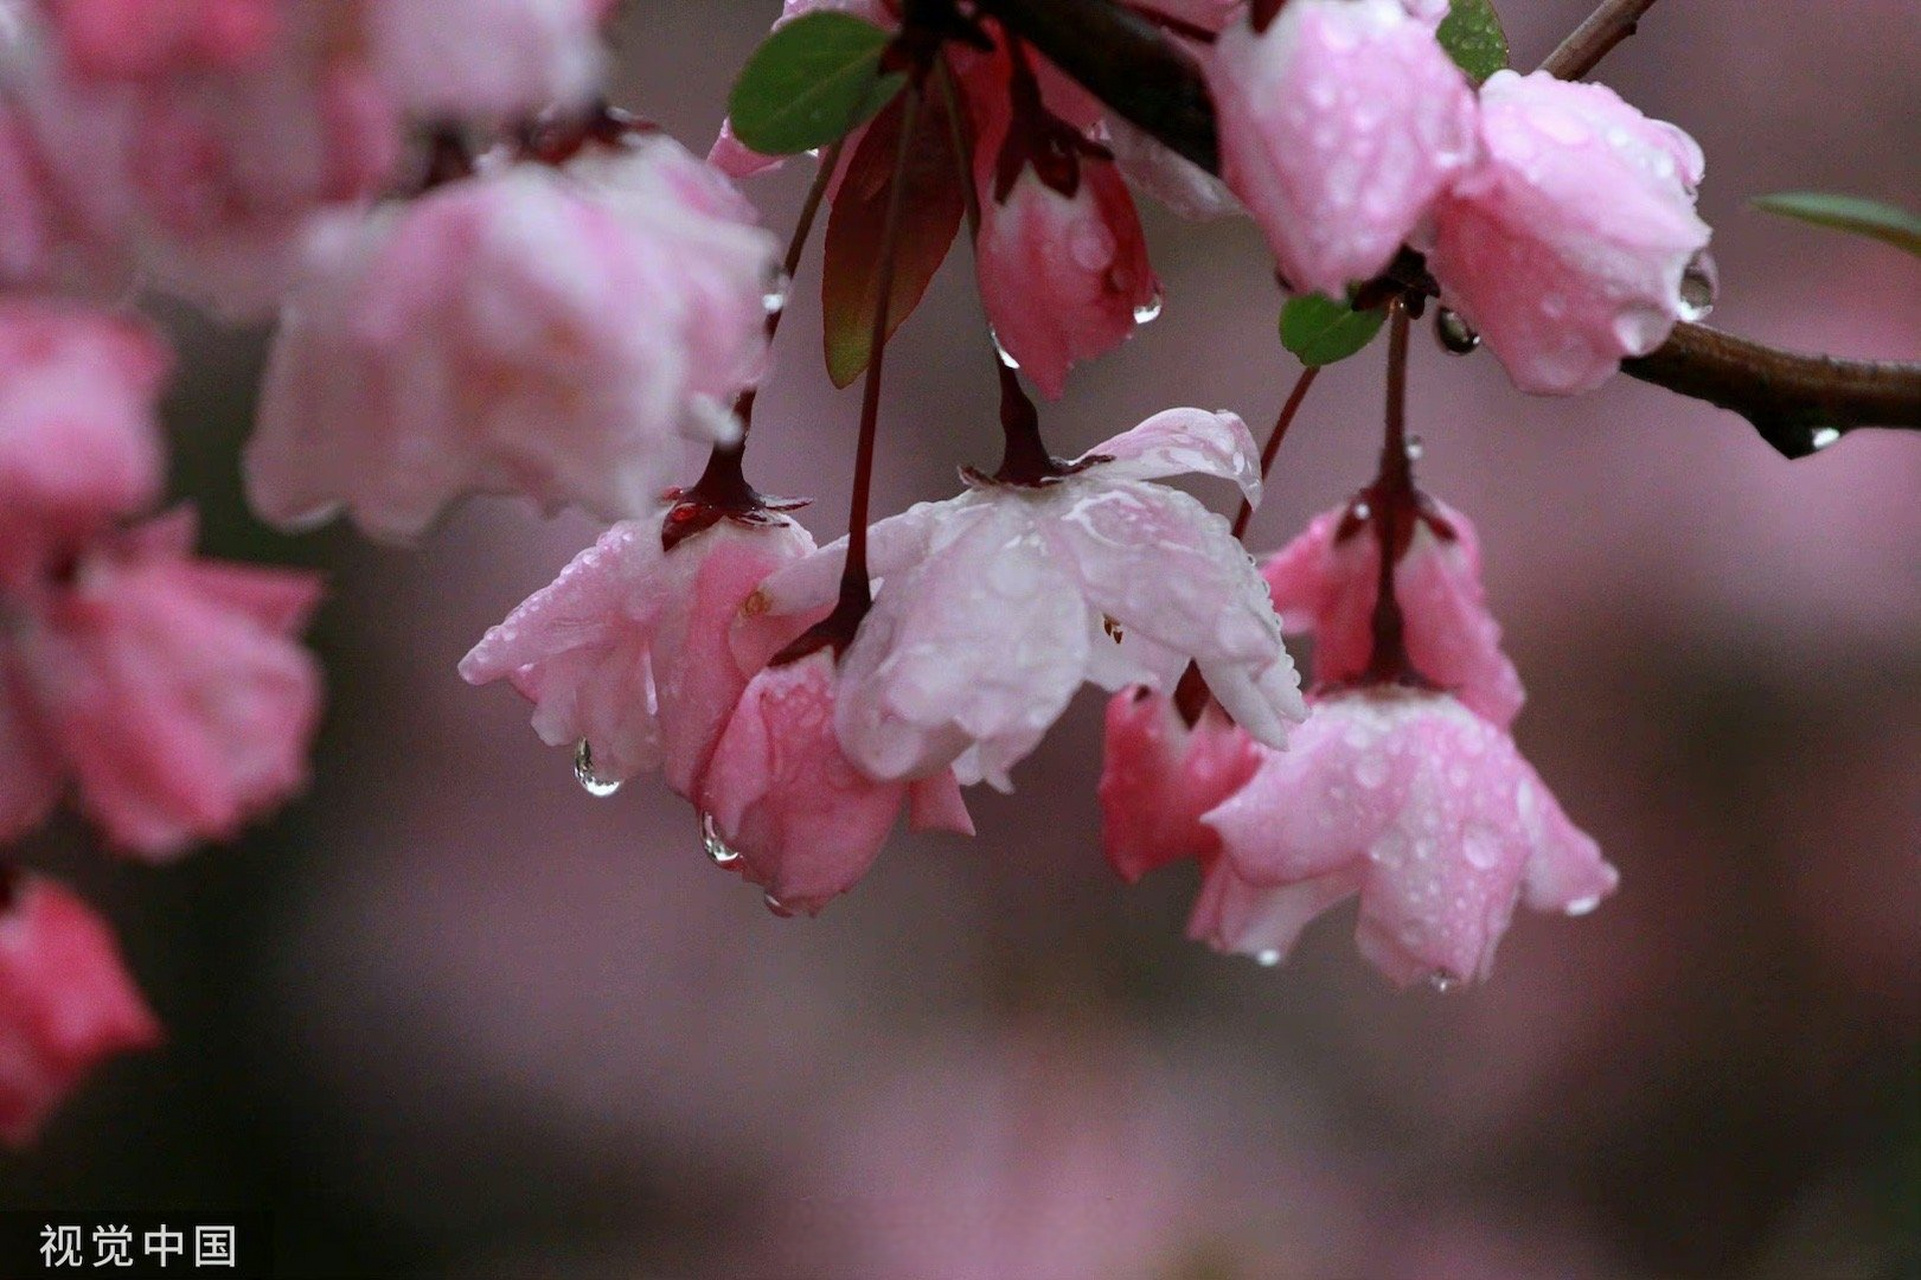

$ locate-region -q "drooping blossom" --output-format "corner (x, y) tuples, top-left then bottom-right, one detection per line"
(36, 0), (278, 82)
(1197, 689), (1618, 987)
(1209, 0), (1477, 297)
(0, 875), (161, 1146)
(361, 0), (609, 120)
(0, 299), (169, 586)
(248, 133), (778, 541)
(1097, 689), (1260, 883)
(1424, 70), (1711, 395)
(699, 650), (974, 916)
(967, 43), (1159, 400)
(461, 506), (817, 798)
(1, 511), (324, 858)
(757, 409), (1304, 791)
(0, 2), (400, 309)
(1261, 496), (1524, 726)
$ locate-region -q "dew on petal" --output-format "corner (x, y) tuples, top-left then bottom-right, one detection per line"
(573, 740), (622, 797)
(1678, 249), (1717, 322)
(700, 812), (740, 866)
(1565, 894), (1602, 916)
(1810, 426), (1842, 451)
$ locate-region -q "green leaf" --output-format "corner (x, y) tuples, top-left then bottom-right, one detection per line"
(1280, 294), (1387, 367)
(727, 12), (906, 156)
(1436, 0), (1509, 85)
(1752, 191), (1921, 260)
(822, 88), (966, 388)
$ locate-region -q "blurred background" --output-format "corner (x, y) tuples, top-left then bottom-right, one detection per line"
(1, 1), (1916, 1276)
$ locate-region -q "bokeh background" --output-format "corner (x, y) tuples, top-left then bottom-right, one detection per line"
(2, 1), (1917, 1276)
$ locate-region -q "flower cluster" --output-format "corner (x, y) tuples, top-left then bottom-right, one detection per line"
(1102, 486), (1617, 988)
(1211, 0), (1710, 392)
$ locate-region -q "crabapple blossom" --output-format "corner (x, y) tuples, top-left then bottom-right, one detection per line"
(461, 506), (817, 798)
(0, 875), (160, 1146)
(0, 299), (169, 586)
(1424, 70), (1711, 395)
(247, 133), (778, 541)
(756, 408), (1303, 791)
(0, 1), (400, 309)
(1261, 495), (1524, 726)
(361, 0), (610, 119)
(1210, 0), (1478, 297)
(698, 650), (974, 916)
(1198, 689), (1618, 987)
(2, 511), (323, 858)
(36, 0), (277, 82)
(1097, 689), (1261, 883)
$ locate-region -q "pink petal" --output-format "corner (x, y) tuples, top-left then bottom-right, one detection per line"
(1083, 407), (1262, 508)
(1098, 691), (1261, 881)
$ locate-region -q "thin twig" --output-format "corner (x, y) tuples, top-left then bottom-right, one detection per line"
(1538, 0), (1662, 80)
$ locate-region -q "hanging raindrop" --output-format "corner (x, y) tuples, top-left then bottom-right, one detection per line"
(1255, 949), (1282, 968)
(1678, 249), (1718, 322)
(1132, 288), (1165, 325)
(1434, 307), (1480, 355)
(1427, 971), (1460, 993)
(1405, 434), (1425, 462)
(989, 326), (1020, 369)
(573, 741), (622, 797)
(1809, 426), (1842, 452)
(761, 268), (791, 315)
(700, 812), (741, 866)
(763, 892), (796, 919)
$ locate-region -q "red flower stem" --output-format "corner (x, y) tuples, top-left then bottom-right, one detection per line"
(837, 83), (926, 622)
(1363, 300), (1418, 684)
(1230, 364), (1320, 542)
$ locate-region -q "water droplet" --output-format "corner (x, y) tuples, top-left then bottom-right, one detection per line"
(762, 269), (790, 315)
(1255, 949), (1282, 967)
(700, 812), (740, 866)
(1427, 971), (1460, 993)
(1435, 307), (1480, 354)
(1809, 426), (1842, 451)
(1351, 500), (1371, 521)
(989, 326), (1020, 369)
(573, 741), (621, 797)
(1405, 434), (1425, 462)
(1678, 249), (1717, 322)
(1132, 289), (1164, 325)
(1462, 829), (1501, 871)
(763, 892), (796, 919)
(1565, 895), (1601, 917)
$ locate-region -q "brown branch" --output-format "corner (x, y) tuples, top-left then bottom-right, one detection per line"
(1622, 323), (1921, 457)
(1538, 0), (1662, 80)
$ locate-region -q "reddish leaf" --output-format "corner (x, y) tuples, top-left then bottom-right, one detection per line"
(822, 88), (967, 389)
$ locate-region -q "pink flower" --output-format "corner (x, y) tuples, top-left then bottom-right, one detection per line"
(362, 0), (606, 119)
(698, 650), (974, 916)
(1424, 70), (1711, 395)
(1198, 689), (1618, 987)
(4, 511), (324, 859)
(460, 507), (817, 798)
(39, 0), (278, 81)
(0, 875), (161, 1146)
(1261, 496), (1524, 726)
(1210, 0), (1477, 297)
(0, 300), (169, 587)
(1, 5), (401, 310)
(1097, 689), (1260, 883)
(758, 409), (1303, 790)
(248, 135), (777, 541)
(967, 46), (1159, 399)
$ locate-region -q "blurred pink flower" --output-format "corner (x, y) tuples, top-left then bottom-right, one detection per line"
(1425, 70), (1711, 394)
(0, 299), (169, 587)
(38, 0), (277, 81)
(698, 649), (973, 916)
(461, 508), (817, 797)
(1262, 496), (1524, 726)
(248, 136), (777, 541)
(1097, 690), (1259, 882)
(758, 408), (1302, 790)
(1210, 0), (1477, 296)
(0, 875), (160, 1146)
(362, 0), (607, 119)
(1199, 689), (1617, 986)
(4, 511), (323, 858)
